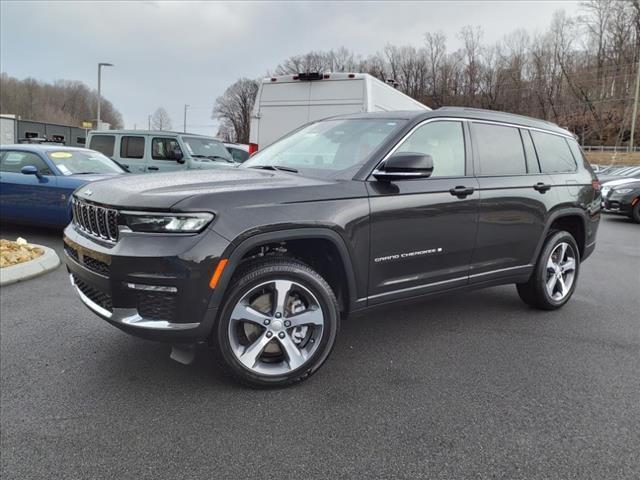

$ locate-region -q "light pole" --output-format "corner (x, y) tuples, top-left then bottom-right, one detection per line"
(629, 59), (640, 153)
(97, 62), (114, 130)
(184, 104), (189, 133)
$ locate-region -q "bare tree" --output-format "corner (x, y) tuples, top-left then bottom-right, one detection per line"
(151, 107), (172, 130)
(0, 73), (123, 128)
(214, 2), (638, 146)
(212, 78), (259, 143)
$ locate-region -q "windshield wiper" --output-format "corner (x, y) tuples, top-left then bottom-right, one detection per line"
(248, 165), (298, 173)
(73, 172), (98, 175)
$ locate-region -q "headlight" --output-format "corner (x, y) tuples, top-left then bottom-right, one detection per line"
(122, 212), (214, 233)
(613, 188), (633, 194)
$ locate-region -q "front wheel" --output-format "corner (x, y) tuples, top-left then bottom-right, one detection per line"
(517, 230), (580, 310)
(213, 257), (340, 388)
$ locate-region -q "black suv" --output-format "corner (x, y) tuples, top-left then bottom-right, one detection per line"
(64, 108), (600, 387)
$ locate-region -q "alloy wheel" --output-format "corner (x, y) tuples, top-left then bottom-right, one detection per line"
(545, 242), (576, 301)
(227, 279), (325, 375)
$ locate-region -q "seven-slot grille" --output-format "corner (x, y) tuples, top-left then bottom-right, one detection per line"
(72, 198), (119, 242)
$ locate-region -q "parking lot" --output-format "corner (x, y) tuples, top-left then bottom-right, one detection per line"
(0, 215), (638, 479)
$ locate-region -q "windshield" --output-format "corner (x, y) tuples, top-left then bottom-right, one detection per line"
(242, 118), (407, 178)
(182, 136), (234, 162)
(46, 150), (124, 175)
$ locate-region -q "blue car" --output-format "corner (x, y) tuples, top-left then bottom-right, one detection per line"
(0, 144), (126, 227)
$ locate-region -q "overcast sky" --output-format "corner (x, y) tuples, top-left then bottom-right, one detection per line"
(1, 0), (581, 135)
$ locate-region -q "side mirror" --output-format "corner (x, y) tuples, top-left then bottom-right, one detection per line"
(21, 165), (41, 177)
(173, 146), (185, 164)
(373, 152), (434, 181)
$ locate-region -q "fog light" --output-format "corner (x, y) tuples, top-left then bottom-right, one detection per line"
(125, 283), (177, 293)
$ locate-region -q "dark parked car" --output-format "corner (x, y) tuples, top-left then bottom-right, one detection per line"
(0, 145), (126, 227)
(603, 180), (640, 223)
(63, 108), (600, 387)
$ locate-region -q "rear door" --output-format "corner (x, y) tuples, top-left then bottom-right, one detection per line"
(146, 136), (184, 173)
(118, 135), (147, 172)
(255, 82), (310, 148)
(307, 79), (365, 122)
(0, 150), (60, 224)
(367, 119), (479, 304)
(469, 122), (556, 281)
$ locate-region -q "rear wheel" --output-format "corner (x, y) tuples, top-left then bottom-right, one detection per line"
(630, 201), (640, 223)
(213, 257), (340, 388)
(517, 230), (580, 310)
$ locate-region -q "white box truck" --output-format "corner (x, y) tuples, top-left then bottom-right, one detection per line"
(248, 72), (429, 153)
(0, 114), (17, 145)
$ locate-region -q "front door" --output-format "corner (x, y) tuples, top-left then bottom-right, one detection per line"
(146, 136), (184, 173)
(0, 150), (60, 224)
(367, 119), (479, 305)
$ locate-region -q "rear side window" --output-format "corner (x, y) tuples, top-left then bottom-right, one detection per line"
(89, 135), (115, 157)
(521, 129), (540, 173)
(472, 123), (526, 175)
(120, 136), (145, 159)
(396, 120), (466, 177)
(0, 151), (52, 174)
(531, 131), (577, 173)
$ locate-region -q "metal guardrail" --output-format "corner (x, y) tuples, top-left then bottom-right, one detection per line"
(582, 145), (639, 152)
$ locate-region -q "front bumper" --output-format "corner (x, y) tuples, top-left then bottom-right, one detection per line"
(63, 223), (229, 343)
(603, 195), (634, 215)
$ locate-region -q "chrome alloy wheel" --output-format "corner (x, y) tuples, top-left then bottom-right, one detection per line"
(545, 242), (576, 301)
(228, 280), (325, 375)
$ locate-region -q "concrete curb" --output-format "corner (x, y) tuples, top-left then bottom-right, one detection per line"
(0, 245), (60, 286)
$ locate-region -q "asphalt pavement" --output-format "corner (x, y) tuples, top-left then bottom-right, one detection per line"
(1, 215), (639, 479)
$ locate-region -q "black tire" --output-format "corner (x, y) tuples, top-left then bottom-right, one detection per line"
(516, 230), (581, 310)
(630, 201), (640, 224)
(213, 257), (340, 388)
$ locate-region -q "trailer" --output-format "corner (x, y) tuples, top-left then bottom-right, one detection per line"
(248, 72), (429, 153)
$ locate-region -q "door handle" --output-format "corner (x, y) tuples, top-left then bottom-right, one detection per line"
(533, 182), (551, 193)
(449, 185), (475, 198)
(148, 166), (159, 171)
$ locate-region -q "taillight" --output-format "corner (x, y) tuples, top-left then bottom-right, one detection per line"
(248, 143), (258, 156)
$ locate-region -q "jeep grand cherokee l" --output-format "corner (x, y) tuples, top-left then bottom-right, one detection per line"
(64, 108), (600, 387)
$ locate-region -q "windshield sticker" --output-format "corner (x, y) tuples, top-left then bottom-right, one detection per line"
(50, 151), (73, 159)
(57, 164), (72, 175)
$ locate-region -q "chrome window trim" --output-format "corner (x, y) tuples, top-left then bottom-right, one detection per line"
(367, 116), (574, 180)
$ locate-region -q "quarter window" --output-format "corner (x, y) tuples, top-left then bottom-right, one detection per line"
(120, 136), (145, 159)
(472, 123), (526, 175)
(531, 131), (577, 173)
(152, 137), (182, 160)
(395, 121), (465, 177)
(0, 151), (53, 174)
(89, 135), (115, 157)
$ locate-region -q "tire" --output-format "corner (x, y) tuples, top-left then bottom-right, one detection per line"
(516, 230), (581, 310)
(213, 257), (340, 388)
(630, 201), (640, 224)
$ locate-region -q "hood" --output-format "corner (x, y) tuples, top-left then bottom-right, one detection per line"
(69, 173), (123, 182)
(73, 168), (333, 209)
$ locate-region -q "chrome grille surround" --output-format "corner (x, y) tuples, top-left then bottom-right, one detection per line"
(72, 197), (119, 243)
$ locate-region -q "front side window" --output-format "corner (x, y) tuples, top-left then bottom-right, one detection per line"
(120, 136), (145, 159)
(89, 135), (115, 157)
(0, 151), (52, 174)
(152, 137), (182, 161)
(46, 150), (124, 175)
(227, 147), (250, 163)
(472, 123), (526, 176)
(395, 120), (465, 177)
(531, 131), (577, 173)
(242, 118), (407, 179)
